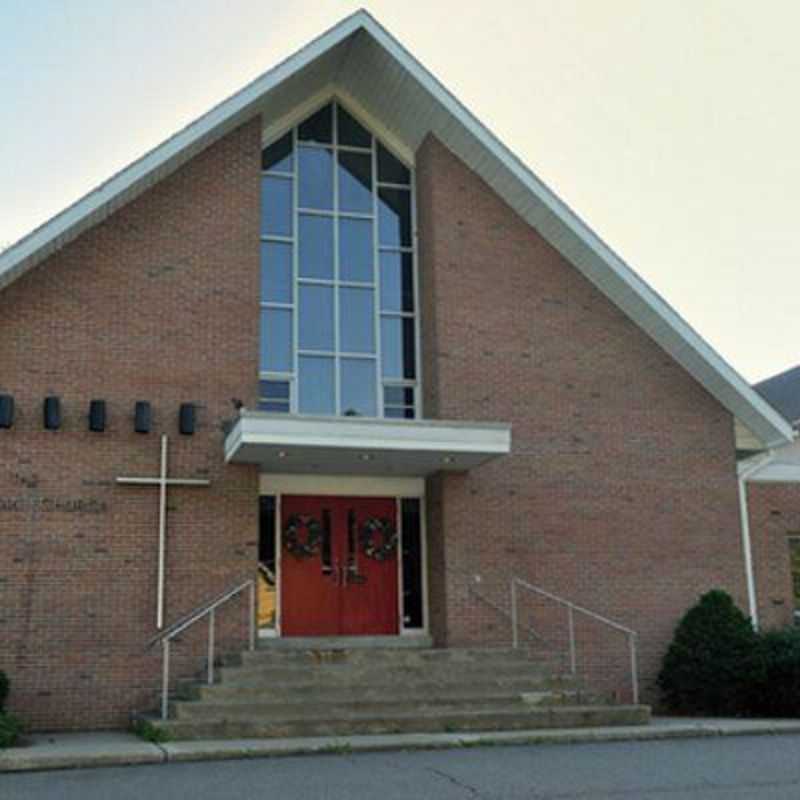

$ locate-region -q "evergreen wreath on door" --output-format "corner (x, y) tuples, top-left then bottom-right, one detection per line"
(360, 517), (398, 561)
(283, 514), (323, 559)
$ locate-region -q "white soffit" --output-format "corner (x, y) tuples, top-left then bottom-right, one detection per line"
(0, 10), (792, 449)
(224, 412), (511, 477)
(741, 438), (800, 483)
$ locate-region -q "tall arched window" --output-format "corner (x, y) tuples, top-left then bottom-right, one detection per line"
(258, 100), (418, 420)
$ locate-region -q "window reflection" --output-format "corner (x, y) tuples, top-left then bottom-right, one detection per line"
(378, 188), (412, 248)
(381, 316), (416, 379)
(377, 143), (410, 185)
(299, 356), (335, 414)
(339, 218), (373, 283)
(340, 288), (375, 354)
(261, 242), (292, 304)
(298, 147), (333, 210)
(337, 106), (371, 148)
(299, 285), (334, 351)
(298, 104), (333, 144)
(379, 251), (414, 312)
(260, 309), (293, 373)
(341, 359), (377, 417)
(259, 101), (418, 419)
(298, 215), (334, 279)
(262, 132), (293, 173)
(338, 151), (372, 213)
(261, 176), (292, 236)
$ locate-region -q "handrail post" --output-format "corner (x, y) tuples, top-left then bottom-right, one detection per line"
(249, 579), (256, 651)
(567, 605), (576, 675)
(161, 639), (170, 721)
(511, 578), (519, 649)
(208, 608), (216, 685)
(629, 632), (639, 705)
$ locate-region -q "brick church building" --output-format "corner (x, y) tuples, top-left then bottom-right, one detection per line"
(1, 11), (796, 734)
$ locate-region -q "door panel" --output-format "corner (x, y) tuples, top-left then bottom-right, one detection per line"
(280, 496), (340, 635)
(339, 497), (398, 635)
(280, 494), (398, 636)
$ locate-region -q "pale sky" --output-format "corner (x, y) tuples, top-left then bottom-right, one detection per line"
(1, 0), (798, 383)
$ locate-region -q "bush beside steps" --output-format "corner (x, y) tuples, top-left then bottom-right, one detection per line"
(0, 669), (23, 748)
(658, 589), (800, 718)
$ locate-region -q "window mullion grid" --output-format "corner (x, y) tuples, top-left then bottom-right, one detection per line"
(332, 100), (342, 417)
(291, 125), (300, 414)
(410, 164), (422, 419)
(371, 120), (383, 419)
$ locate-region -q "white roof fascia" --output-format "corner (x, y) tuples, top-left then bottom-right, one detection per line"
(354, 15), (793, 450)
(0, 10), (792, 449)
(0, 11), (365, 292)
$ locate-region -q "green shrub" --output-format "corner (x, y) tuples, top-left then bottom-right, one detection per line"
(750, 628), (800, 717)
(658, 589), (760, 715)
(0, 671), (8, 712)
(0, 712), (23, 748)
(131, 718), (171, 744)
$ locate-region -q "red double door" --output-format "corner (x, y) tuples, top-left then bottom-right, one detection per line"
(280, 495), (399, 636)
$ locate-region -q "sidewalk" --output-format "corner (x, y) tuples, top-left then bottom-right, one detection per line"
(3, 718), (800, 773)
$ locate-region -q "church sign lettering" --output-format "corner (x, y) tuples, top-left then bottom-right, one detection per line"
(0, 497), (108, 514)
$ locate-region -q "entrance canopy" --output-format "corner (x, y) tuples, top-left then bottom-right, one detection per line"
(224, 411), (511, 476)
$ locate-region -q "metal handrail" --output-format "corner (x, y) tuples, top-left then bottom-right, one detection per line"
(510, 577), (639, 704)
(151, 578), (256, 720)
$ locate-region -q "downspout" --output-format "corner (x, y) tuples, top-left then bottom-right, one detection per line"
(737, 452), (774, 629)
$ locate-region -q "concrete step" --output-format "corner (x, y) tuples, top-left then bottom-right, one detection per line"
(181, 675), (582, 704)
(216, 658), (550, 685)
(241, 646), (532, 665)
(151, 704), (651, 741)
(172, 690), (596, 721)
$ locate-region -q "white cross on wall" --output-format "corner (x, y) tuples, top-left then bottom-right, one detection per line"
(117, 434), (210, 629)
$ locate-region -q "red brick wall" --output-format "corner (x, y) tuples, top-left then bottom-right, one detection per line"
(0, 119), (262, 730)
(748, 482), (799, 629)
(416, 135), (748, 702)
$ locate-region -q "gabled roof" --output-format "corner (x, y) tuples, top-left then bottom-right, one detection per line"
(0, 10), (793, 448)
(755, 365), (800, 426)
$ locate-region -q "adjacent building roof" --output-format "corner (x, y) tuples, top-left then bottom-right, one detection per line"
(755, 365), (800, 426)
(0, 10), (793, 448)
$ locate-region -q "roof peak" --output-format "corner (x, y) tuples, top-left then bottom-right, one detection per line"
(0, 10), (792, 449)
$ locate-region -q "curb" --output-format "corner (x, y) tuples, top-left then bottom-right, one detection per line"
(4, 720), (800, 773)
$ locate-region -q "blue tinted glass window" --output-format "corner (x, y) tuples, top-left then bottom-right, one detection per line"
(384, 386), (414, 406)
(377, 143), (410, 185)
(340, 359), (377, 417)
(298, 147), (333, 210)
(379, 251), (414, 312)
(298, 215), (334, 279)
(378, 188), (412, 247)
(299, 356), (335, 414)
(381, 316), (416, 379)
(339, 218), (373, 283)
(261, 242), (292, 304)
(340, 288), (375, 354)
(260, 309), (293, 373)
(258, 102), (418, 419)
(298, 104), (333, 143)
(337, 106), (371, 148)
(261, 176), (292, 236)
(262, 133), (293, 173)
(338, 151), (372, 213)
(260, 380), (290, 400)
(299, 284), (334, 351)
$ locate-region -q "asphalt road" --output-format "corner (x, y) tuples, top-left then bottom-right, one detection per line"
(4, 734), (800, 799)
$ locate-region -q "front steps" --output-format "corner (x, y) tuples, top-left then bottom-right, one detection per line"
(145, 641), (650, 741)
